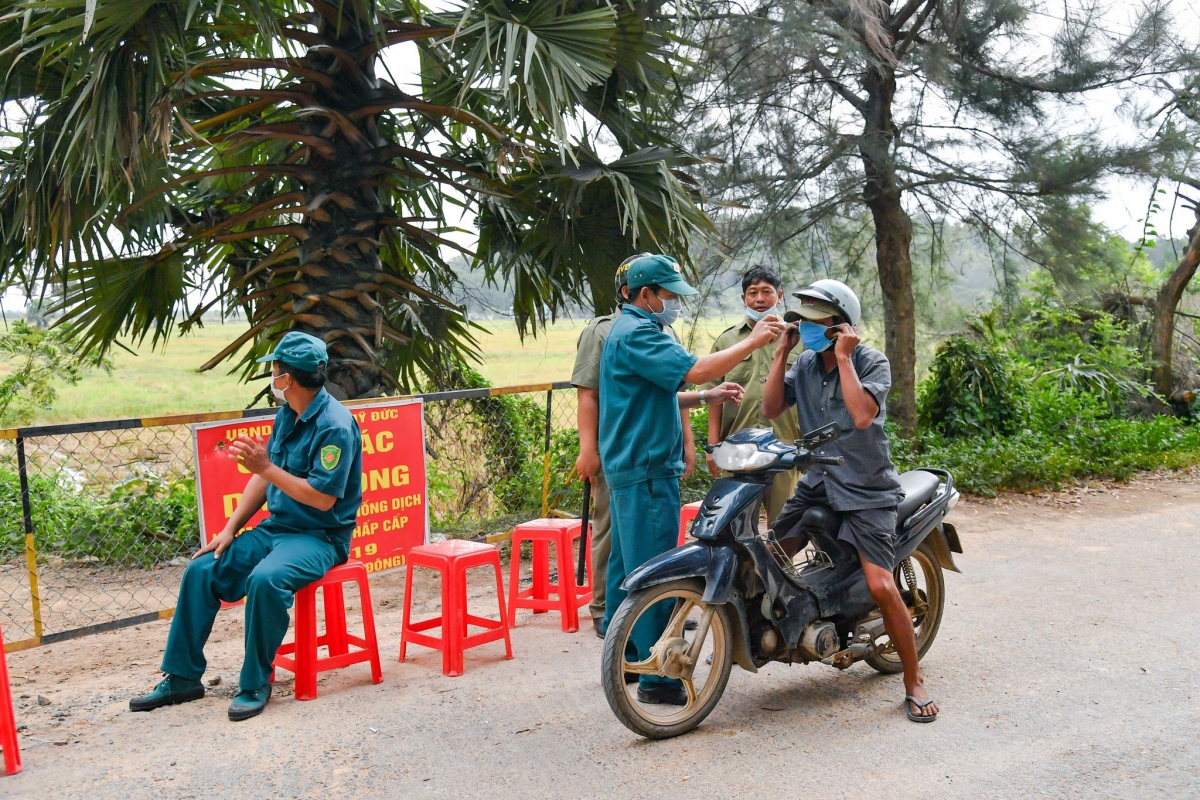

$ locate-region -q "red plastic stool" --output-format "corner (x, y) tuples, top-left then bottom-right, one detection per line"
(679, 501), (703, 546)
(0, 624), (22, 776)
(400, 540), (513, 677)
(508, 518), (592, 633)
(272, 561), (383, 700)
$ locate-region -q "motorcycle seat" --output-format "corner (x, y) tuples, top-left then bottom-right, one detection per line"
(896, 470), (941, 523)
(798, 505), (841, 536)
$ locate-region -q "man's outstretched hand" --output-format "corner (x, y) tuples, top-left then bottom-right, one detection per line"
(705, 381), (745, 406)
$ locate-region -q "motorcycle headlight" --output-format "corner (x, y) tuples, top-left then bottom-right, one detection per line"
(712, 441), (780, 472)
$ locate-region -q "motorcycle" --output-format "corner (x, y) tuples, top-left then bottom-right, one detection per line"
(600, 423), (963, 739)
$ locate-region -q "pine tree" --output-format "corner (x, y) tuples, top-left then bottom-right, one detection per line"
(675, 0), (1199, 433)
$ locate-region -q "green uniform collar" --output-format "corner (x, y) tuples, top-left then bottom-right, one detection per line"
(297, 387), (330, 423)
(621, 303), (661, 328)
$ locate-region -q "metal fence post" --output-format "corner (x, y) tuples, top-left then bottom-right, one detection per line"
(540, 390), (553, 517)
(15, 438), (43, 640)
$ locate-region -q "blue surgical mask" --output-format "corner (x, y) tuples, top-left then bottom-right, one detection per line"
(651, 295), (684, 327)
(744, 304), (781, 322)
(800, 321), (833, 352)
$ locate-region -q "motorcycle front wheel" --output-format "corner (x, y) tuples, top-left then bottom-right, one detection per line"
(601, 578), (734, 739)
(865, 539), (945, 674)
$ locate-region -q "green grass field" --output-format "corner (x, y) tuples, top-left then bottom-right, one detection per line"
(9, 315), (761, 425)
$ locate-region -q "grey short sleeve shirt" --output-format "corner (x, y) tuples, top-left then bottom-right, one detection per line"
(782, 345), (903, 511)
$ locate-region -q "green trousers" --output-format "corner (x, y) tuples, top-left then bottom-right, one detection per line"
(587, 470), (612, 621)
(160, 527), (340, 692)
(603, 477), (682, 690)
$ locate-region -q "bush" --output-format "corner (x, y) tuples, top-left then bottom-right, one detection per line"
(999, 302), (1154, 413)
(918, 336), (1026, 439)
(1, 467), (199, 566)
(895, 386), (1200, 496)
(0, 321), (111, 426)
(902, 289), (1188, 495)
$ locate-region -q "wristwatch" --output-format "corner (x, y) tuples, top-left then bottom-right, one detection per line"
(699, 389), (708, 406)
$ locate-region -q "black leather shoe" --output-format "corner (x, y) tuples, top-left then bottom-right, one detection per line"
(624, 672), (639, 684)
(684, 618), (698, 632)
(636, 684), (688, 706)
(592, 617), (605, 639)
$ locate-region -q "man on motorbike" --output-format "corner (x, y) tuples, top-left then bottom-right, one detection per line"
(599, 253), (784, 705)
(761, 279), (939, 722)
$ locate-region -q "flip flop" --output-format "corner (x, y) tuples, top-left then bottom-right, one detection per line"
(905, 695), (938, 723)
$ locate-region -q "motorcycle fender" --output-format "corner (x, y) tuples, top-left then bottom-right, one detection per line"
(623, 543), (740, 604)
(924, 524), (962, 574)
(943, 521), (963, 553)
(622, 542), (712, 594)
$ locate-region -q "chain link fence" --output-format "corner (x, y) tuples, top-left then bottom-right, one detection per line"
(0, 382), (588, 652)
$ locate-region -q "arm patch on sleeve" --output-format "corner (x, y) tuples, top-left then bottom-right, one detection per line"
(320, 444), (342, 470)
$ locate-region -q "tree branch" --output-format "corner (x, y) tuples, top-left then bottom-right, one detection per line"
(887, 0), (929, 34)
(894, 0), (938, 61)
(808, 59), (867, 112)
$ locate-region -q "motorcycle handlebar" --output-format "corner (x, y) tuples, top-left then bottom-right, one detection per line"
(813, 455), (844, 466)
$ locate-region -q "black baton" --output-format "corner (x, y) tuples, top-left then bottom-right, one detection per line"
(576, 478), (592, 587)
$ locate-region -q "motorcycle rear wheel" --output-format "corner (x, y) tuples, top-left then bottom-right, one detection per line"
(865, 540), (945, 674)
(601, 578), (735, 739)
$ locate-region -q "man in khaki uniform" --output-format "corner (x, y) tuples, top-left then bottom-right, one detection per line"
(573, 255), (743, 637)
(704, 266), (801, 525)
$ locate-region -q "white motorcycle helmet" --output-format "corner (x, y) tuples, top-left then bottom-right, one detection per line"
(787, 279), (862, 328)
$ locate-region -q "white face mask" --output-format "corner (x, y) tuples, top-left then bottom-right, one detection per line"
(744, 303), (782, 322)
(650, 294), (684, 326)
(270, 373), (289, 402)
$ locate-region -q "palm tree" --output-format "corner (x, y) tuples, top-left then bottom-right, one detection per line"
(0, 0), (711, 397)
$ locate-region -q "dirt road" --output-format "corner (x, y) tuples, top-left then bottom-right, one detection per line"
(4, 475), (1199, 798)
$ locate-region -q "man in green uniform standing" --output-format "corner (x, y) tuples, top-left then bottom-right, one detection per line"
(573, 255), (743, 637)
(703, 266), (801, 525)
(130, 331), (363, 721)
(599, 254), (783, 704)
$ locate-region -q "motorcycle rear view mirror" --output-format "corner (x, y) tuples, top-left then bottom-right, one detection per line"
(797, 422), (841, 449)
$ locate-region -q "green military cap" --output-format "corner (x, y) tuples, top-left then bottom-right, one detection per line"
(256, 331), (328, 371)
(625, 254), (698, 297)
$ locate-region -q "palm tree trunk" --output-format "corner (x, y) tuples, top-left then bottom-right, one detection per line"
(860, 63), (917, 436)
(291, 3), (387, 399)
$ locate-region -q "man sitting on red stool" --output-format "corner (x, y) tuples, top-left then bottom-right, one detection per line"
(130, 331), (363, 721)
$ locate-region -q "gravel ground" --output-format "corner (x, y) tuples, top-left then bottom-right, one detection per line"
(3, 475), (1199, 799)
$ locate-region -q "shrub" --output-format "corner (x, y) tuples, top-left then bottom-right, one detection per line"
(0, 321), (112, 426)
(1, 467), (199, 566)
(894, 405), (1200, 497)
(917, 336), (1027, 439)
(1001, 302), (1154, 413)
